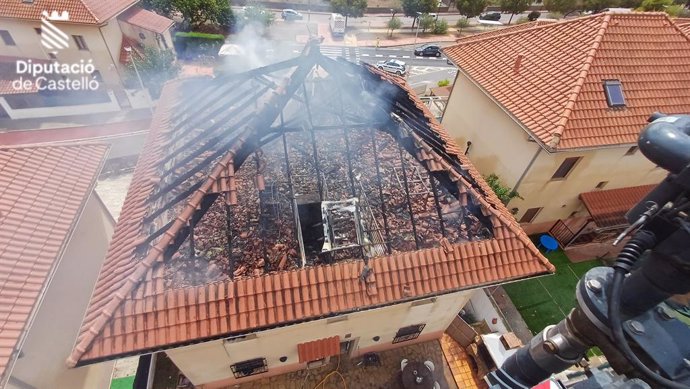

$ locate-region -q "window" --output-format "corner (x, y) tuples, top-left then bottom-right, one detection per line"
(91, 70), (102, 82)
(625, 146), (638, 156)
(595, 181), (608, 189)
(393, 323), (426, 344)
(551, 157), (581, 179)
(0, 30), (16, 46)
(34, 27), (41, 34)
(73, 35), (88, 50)
(48, 52), (57, 60)
(518, 207), (542, 223)
(231, 358), (267, 378)
(603, 80), (625, 107)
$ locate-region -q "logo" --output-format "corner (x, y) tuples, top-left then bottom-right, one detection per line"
(40, 10), (70, 50)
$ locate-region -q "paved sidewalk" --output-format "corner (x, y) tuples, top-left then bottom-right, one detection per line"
(487, 286), (534, 344)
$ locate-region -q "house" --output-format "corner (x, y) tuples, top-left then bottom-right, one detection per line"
(66, 43), (554, 388)
(0, 0), (174, 119)
(442, 12), (689, 238)
(0, 143), (115, 389)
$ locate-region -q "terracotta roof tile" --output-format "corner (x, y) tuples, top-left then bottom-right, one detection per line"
(579, 184), (655, 227)
(0, 143), (108, 379)
(118, 6), (173, 34)
(67, 52), (553, 367)
(0, 0), (137, 24)
(444, 12), (690, 151)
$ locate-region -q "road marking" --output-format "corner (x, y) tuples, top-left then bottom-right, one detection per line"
(389, 55), (397, 57)
(402, 55), (410, 58)
(361, 53), (370, 56)
(375, 54), (383, 57)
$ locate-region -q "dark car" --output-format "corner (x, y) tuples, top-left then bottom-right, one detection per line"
(414, 44), (442, 57)
(281, 9), (303, 21)
(479, 12), (501, 21)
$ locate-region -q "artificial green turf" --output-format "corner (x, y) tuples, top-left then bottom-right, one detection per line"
(110, 376), (135, 389)
(503, 249), (601, 335)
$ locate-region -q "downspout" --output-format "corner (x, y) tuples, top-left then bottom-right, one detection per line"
(512, 143), (542, 194)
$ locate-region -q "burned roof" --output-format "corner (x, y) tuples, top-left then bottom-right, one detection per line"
(68, 43), (553, 366)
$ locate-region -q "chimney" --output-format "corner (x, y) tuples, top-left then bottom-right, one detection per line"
(513, 54), (524, 75)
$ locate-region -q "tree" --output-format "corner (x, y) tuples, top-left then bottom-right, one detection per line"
(499, 0), (530, 24)
(242, 4), (275, 28)
(640, 0), (672, 9)
(127, 46), (179, 98)
(331, 0), (368, 28)
(484, 174), (522, 205)
(527, 10), (541, 20)
(666, 3), (690, 15)
(433, 18), (449, 33)
(141, 0), (175, 17)
(544, 0), (579, 15)
(457, 0), (488, 18)
(387, 16), (403, 36)
(419, 13), (436, 32)
(163, 0), (234, 30)
(583, 0), (617, 12)
(456, 17), (470, 35)
(401, 0), (438, 27)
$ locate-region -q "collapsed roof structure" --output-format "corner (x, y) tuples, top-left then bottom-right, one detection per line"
(68, 42), (553, 366)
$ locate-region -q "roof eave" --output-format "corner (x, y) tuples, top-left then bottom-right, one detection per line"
(72, 267), (553, 368)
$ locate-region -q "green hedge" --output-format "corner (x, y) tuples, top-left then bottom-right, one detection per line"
(174, 32), (225, 59)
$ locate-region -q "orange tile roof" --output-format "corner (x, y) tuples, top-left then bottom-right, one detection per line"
(118, 6), (173, 34)
(67, 50), (553, 367)
(444, 13), (690, 151)
(297, 336), (341, 363)
(579, 184), (655, 227)
(455, 20), (555, 44)
(0, 0), (137, 24)
(0, 143), (109, 380)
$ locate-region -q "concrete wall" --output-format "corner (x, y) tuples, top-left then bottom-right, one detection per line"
(166, 289), (473, 387)
(7, 194), (116, 389)
(464, 289), (508, 334)
(441, 72), (666, 233)
(509, 146), (666, 230)
(441, 72), (540, 189)
(0, 92), (121, 119)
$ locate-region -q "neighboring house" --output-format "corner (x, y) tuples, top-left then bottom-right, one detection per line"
(66, 44), (554, 387)
(0, 0), (174, 119)
(442, 12), (689, 237)
(0, 143), (115, 389)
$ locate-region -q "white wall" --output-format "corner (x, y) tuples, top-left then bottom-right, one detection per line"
(464, 289), (508, 334)
(7, 194), (116, 389)
(166, 290), (473, 386)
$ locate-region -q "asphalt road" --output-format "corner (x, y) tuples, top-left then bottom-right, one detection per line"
(317, 45), (454, 67)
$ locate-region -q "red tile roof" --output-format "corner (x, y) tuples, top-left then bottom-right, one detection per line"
(579, 184), (656, 227)
(118, 6), (173, 34)
(0, 0), (137, 24)
(0, 119), (150, 146)
(0, 144), (109, 380)
(297, 336), (341, 363)
(444, 13), (690, 151)
(67, 51), (553, 367)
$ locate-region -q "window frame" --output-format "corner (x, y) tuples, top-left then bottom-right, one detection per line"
(73, 35), (88, 50)
(0, 30), (16, 46)
(393, 323), (426, 344)
(230, 358), (268, 379)
(625, 145), (638, 156)
(551, 156), (582, 180)
(603, 79), (626, 108)
(595, 181), (608, 189)
(519, 207), (542, 224)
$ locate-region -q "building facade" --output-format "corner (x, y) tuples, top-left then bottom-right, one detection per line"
(443, 13), (690, 235)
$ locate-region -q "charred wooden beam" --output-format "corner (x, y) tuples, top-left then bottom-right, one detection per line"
(302, 83), (323, 200)
(343, 128), (356, 197)
(371, 130), (392, 254)
(396, 134), (420, 250)
(428, 173), (447, 238)
(225, 203), (235, 277)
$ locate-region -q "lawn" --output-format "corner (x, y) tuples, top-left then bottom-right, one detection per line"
(503, 249), (602, 335)
(110, 376), (134, 389)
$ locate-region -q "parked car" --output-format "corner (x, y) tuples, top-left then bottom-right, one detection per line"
(376, 59), (407, 76)
(414, 44), (442, 57)
(479, 12), (501, 21)
(281, 9), (303, 21)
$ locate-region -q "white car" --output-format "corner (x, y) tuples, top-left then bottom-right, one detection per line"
(376, 59), (407, 76)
